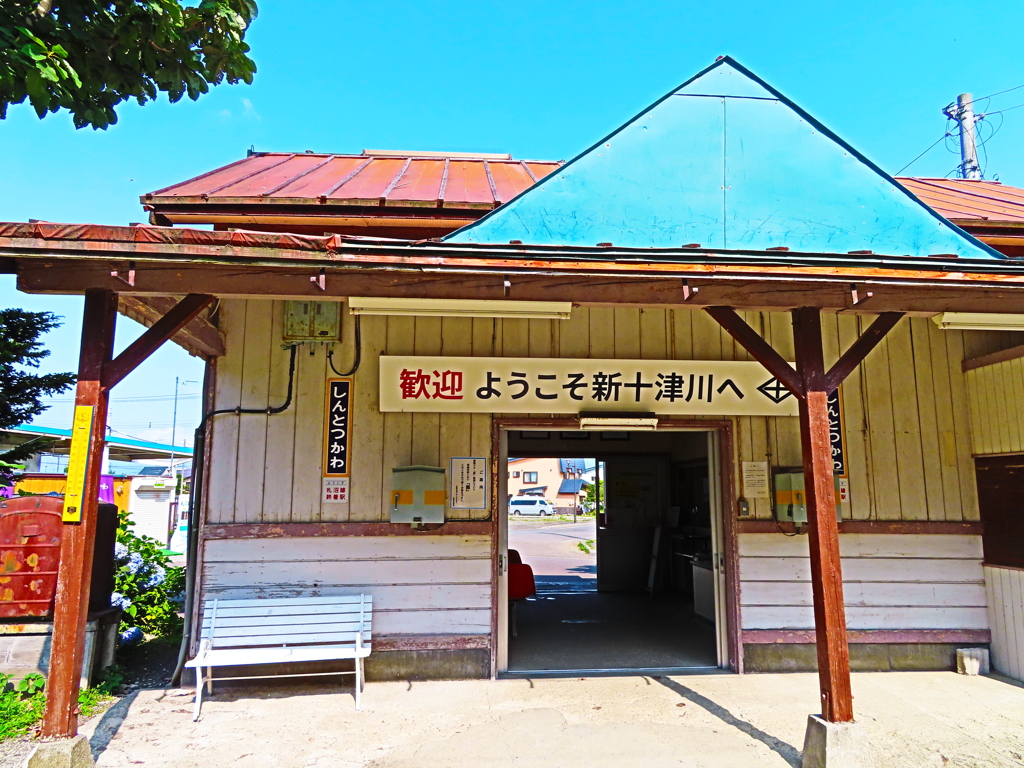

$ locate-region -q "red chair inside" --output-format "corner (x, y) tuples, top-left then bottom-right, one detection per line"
(508, 562), (536, 602)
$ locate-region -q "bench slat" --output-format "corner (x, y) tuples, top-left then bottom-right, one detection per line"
(206, 607), (372, 622)
(203, 613), (371, 629)
(186, 644), (371, 668)
(204, 620), (370, 638)
(210, 631), (370, 648)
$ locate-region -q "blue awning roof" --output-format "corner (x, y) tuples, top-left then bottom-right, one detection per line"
(558, 479), (590, 494)
(447, 57), (1000, 261)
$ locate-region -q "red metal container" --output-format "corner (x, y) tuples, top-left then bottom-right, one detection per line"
(0, 496), (63, 618)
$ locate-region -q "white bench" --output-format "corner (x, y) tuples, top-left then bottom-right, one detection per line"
(185, 595), (372, 720)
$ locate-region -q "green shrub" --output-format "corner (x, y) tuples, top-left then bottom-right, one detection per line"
(113, 511), (185, 640)
(0, 673), (112, 742)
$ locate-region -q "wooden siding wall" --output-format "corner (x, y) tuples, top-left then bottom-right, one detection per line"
(205, 301), (982, 525)
(985, 565), (1024, 680)
(740, 534), (988, 631)
(202, 536), (492, 636)
(966, 356), (1024, 456)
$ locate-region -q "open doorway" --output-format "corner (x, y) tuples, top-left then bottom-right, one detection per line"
(500, 427), (724, 675)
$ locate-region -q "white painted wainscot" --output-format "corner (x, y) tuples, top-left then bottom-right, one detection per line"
(739, 534), (988, 633)
(202, 535), (492, 637)
(985, 565), (1024, 681)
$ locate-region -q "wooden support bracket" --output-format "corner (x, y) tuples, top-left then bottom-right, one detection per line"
(822, 312), (903, 392)
(103, 293), (215, 389)
(705, 306), (805, 398)
(118, 296), (224, 358)
(682, 279), (699, 301)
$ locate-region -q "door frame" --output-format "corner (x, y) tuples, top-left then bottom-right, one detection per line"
(489, 417), (741, 677)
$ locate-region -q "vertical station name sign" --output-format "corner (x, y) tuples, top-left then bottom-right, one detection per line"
(322, 378), (352, 503)
(379, 357), (800, 416)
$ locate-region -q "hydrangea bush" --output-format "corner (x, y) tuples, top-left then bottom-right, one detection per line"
(112, 512), (185, 641)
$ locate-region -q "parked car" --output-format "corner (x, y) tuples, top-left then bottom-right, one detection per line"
(509, 498), (556, 516)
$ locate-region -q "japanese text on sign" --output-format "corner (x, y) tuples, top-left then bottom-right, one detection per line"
(62, 405), (94, 524)
(322, 477), (349, 504)
(450, 457), (488, 509)
(827, 387), (847, 478)
(379, 357), (800, 416)
(324, 378), (352, 477)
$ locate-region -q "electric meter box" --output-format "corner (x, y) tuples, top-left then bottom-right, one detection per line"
(283, 300), (341, 342)
(774, 472), (845, 523)
(390, 466), (446, 524)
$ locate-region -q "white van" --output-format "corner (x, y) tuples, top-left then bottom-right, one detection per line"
(509, 498), (557, 516)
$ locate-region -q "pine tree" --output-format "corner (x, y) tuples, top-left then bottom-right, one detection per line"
(0, 308), (75, 485)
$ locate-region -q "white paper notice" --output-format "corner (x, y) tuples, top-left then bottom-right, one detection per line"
(742, 461), (770, 499)
(322, 477), (349, 504)
(450, 457), (488, 509)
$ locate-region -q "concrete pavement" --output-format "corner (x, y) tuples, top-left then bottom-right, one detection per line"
(71, 671), (1024, 768)
(509, 518), (597, 589)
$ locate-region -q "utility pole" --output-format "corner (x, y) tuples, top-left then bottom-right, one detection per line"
(943, 93), (982, 180)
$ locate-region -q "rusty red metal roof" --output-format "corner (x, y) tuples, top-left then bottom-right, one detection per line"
(897, 178), (1024, 224)
(144, 151), (562, 210)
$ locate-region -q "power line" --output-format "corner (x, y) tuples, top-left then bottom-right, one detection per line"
(44, 393), (201, 404)
(974, 84), (1024, 102)
(981, 101), (1024, 116)
(896, 132), (952, 176)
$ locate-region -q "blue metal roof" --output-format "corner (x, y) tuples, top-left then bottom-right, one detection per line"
(558, 479), (590, 494)
(10, 425), (193, 456)
(559, 458), (595, 474)
(447, 57), (1000, 260)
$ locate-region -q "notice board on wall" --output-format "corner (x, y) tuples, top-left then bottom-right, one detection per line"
(449, 457), (488, 510)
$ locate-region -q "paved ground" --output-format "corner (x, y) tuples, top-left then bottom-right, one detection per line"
(509, 518), (597, 589)
(53, 671), (1024, 768)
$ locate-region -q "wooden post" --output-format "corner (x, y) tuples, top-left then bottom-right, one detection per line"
(41, 289), (117, 738)
(792, 307), (853, 723)
(705, 306), (903, 724)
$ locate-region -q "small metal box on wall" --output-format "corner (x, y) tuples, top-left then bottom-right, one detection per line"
(283, 300), (341, 342)
(390, 466), (446, 524)
(774, 471), (845, 523)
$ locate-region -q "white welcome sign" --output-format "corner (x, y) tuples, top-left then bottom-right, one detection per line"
(379, 356), (799, 416)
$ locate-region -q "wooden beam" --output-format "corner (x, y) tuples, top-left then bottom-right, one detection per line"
(792, 306), (854, 723)
(962, 342), (1024, 372)
(15, 259), (1024, 314)
(118, 295), (224, 358)
(103, 294), (215, 389)
(823, 312), (904, 392)
(704, 307), (805, 397)
(41, 289), (116, 738)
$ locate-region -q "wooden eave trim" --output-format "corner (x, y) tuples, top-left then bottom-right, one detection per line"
(962, 344), (1024, 372)
(736, 520), (983, 535)
(146, 195), (496, 211)
(7, 236), (1024, 287)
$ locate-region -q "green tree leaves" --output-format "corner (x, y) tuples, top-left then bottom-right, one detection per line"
(0, 0), (257, 129)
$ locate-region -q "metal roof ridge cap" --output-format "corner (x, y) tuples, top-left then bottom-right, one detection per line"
(671, 93), (779, 101)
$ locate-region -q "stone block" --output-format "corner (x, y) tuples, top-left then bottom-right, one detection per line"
(957, 647), (990, 675)
(801, 715), (867, 768)
(26, 736), (94, 768)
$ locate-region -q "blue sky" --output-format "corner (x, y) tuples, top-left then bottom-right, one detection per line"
(3, 0), (1024, 445)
